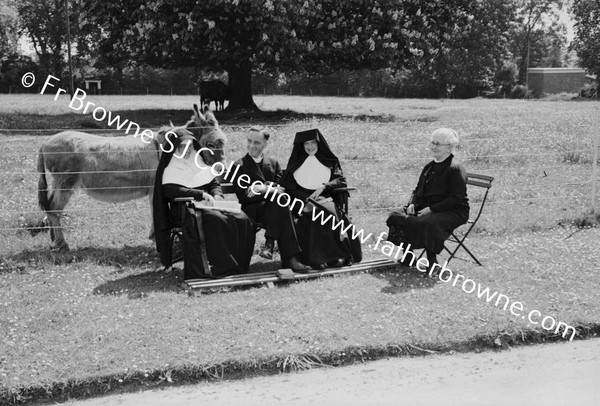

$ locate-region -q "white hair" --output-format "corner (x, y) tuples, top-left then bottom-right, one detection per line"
(431, 128), (459, 152)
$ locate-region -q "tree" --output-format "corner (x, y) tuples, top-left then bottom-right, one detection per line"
(81, 0), (426, 111)
(406, 0), (515, 97)
(0, 0), (18, 57)
(17, 0), (94, 80)
(509, 0), (565, 84)
(571, 0), (600, 78)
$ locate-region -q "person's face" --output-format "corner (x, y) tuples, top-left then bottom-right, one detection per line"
(247, 131), (267, 158)
(303, 139), (318, 156)
(176, 140), (195, 159)
(429, 135), (452, 160)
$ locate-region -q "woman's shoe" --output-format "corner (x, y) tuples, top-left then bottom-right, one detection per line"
(311, 263), (327, 271)
(344, 258), (354, 266)
(327, 258), (344, 268)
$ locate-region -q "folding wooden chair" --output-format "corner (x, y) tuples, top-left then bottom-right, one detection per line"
(441, 172), (494, 266)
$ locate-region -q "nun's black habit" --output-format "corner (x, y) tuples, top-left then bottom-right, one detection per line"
(153, 134), (254, 279)
(281, 129), (362, 268)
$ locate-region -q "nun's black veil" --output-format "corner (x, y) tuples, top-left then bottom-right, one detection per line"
(284, 129), (340, 175)
(153, 131), (200, 267)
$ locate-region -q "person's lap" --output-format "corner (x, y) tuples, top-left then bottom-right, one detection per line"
(386, 210), (467, 254)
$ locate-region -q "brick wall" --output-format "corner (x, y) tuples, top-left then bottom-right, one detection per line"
(527, 68), (588, 97)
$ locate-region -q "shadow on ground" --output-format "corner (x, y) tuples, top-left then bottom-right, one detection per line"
(0, 108), (404, 135)
(93, 268), (182, 298)
(371, 266), (438, 294)
(92, 259), (284, 298)
(3, 245), (157, 269)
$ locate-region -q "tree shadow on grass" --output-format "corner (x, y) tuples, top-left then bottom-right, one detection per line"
(4, 244), (157, 269)
(0, 108), (401, 134)
(114, 108), (399, 127)
(371, 266), (438, 294)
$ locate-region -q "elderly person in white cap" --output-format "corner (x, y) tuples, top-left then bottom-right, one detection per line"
(386, 128), (469, 276)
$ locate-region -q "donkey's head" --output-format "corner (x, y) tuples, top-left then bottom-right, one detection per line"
(186, 104), (227, 166)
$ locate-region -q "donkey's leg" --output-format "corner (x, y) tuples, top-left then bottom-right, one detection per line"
(47, 176), (78, 252)
(148, 189), (155, 240)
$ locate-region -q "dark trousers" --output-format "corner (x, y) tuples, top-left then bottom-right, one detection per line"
(241, 200), (301, 262)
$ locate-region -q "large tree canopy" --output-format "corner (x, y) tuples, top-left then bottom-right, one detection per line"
(81, 0), (529, 105)
(82, 0), (461, 110)
(571, 0), (600, 79)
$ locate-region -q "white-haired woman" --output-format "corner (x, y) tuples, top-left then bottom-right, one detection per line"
(386, 128), (469, 276)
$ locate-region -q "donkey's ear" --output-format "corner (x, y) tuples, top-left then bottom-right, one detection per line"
(203, 109), (219, 127)
(191, 104), (207, 126)
(193, 103), (201, 118)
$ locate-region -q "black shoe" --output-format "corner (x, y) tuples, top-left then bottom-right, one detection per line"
(311, 263), (327, 271)
(259, 238), (275, 260)
(344, 258), (354, 266)
(287, 257), (312, 273)
(327, 258), (345, 268)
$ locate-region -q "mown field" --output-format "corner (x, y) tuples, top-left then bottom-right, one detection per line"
(0, 94), (599, 404)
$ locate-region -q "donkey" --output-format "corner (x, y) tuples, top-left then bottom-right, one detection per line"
(37, 105), (227, 251)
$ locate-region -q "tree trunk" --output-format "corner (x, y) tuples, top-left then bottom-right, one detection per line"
(226, 60), (258, 112)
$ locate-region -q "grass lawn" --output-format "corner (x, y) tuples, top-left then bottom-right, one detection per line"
(1, 94), (599, 404)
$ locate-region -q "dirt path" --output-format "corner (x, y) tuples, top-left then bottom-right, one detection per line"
(65, 339), (599, 406)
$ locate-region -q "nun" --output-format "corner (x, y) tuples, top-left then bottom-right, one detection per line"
(153, 131), (255, 279)
(281, 129), (362, 270)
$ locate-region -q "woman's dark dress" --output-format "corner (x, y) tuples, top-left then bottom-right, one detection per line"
(153, 137), (255, 279)
(386, 154), (469, 255)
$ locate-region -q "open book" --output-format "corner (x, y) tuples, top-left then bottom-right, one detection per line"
(193, 200), (242, 214)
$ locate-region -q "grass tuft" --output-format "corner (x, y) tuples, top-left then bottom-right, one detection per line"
(278, 353), (326, 372)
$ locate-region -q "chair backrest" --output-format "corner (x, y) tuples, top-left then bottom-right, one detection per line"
(465, 172), (494, 225)
(466, 172), (494, 189)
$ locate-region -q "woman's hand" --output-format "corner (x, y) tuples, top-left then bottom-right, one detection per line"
(202, 192), (215, 205)
(406, 204), (416, 216)
(309, 185), (326, 200)
(418, 207), (432, 216)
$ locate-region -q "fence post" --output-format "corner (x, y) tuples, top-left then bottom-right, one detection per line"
(592, 130), (599, 211)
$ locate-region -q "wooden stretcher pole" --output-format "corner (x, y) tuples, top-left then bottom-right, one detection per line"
(191, 204), (211, 276)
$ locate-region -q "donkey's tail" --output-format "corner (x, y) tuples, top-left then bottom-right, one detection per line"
(37, 150), (51, 212)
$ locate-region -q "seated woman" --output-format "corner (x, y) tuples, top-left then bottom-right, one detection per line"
(153, 132), (255, 279)
(386, 128), (469, 276)
(281, 129), (362, 270)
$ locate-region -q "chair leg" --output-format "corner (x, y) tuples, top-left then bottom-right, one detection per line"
(448, 232), (482, 266)
(454, 240), (482, 266)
